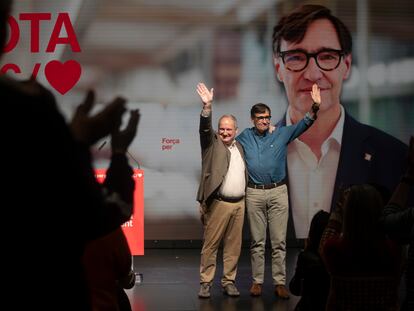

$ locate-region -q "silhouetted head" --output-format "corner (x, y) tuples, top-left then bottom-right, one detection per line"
(307, 210), (330, 252)
(369, 182), (391, 206)
(0, 0), (12, 57)
(342, 184), (385, 248)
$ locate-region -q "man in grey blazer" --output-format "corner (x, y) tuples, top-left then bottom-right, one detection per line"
(196, 82), (247, 298)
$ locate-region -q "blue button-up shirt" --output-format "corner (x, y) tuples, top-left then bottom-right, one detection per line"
(236, 113), (314, 184)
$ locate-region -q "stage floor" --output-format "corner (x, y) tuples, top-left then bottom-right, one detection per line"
(127, 247), (302, 311)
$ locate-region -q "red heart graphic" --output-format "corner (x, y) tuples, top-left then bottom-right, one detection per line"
(44, 60), (81, 95)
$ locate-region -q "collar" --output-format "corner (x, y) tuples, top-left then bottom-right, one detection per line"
(285, 105), (345, 147)
(252, 127), (268, 137)
(226, 139), (238, 149)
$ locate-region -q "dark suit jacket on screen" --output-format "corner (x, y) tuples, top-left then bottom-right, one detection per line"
(278, 110), (409, 239)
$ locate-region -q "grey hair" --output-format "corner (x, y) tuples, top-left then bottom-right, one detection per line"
(218, 114), (238, 129)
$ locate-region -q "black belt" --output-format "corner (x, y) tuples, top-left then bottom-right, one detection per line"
(247, 180), (286, 189)
(215, 194), (244, 203)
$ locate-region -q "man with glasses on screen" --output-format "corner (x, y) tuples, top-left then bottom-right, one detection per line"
(272, 5), (408, 244)
(236, 88), (320, 298)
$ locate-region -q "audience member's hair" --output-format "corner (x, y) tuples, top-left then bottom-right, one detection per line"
(0, 0), (12, 50)
(342, 184), (385, 249)
(307, 210), (330, 252)
(369, 182), (391, 206)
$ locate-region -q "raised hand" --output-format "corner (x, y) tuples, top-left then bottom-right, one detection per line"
(310, 83), (321, 116)
(310, 83), (321, 105)
(196, 82), (214, 111)
(111, 109), (140, 154)
(268, 124), (276, 134)
(70, 90), (126, 146)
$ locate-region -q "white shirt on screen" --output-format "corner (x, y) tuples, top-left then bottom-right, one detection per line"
(286, 105), (345, 238)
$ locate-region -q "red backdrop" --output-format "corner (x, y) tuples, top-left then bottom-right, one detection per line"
(95, 169), (144, 255)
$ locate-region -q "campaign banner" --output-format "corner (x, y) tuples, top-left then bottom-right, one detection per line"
(95, 169), (144, 255)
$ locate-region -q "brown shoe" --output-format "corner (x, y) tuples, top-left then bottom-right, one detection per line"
(275, 285), (290, 299)
(250, 283), (262, 296)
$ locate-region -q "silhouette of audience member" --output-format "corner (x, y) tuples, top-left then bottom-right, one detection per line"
(382, 136), (414, 311)
(1, 1), (139, 310)
(82, 112), (140, 311)
(83, 227), (136, 311)
(289, 210), (330, 311)
(320, 184), (402, 310)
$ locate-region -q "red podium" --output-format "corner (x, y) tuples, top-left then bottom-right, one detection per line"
(95, 169), (144, 255)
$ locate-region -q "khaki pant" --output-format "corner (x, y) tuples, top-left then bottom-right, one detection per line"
(246, 184), (289, 285)
(199, 198), (245, 287)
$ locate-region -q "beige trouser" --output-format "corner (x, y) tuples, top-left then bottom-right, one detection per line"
(199, 198), (245, 287)
(246, 184), (289, 285)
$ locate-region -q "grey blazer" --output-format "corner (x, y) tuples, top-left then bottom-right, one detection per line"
(196, 113), (247, 206)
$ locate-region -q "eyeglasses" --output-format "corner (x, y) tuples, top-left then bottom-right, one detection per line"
(278, 49), (345, 72)
(254, 115), (271, 120)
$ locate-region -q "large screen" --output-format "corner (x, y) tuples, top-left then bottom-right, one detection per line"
(2, 0), (413, 241)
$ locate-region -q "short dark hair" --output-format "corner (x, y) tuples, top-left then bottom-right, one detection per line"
(0, 0), (12, 54)
(272, 4), (352, 56)
(250, 103), (271, 119)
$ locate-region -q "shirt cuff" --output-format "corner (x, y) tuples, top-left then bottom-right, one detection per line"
(201, 109), (211, 118)
(304, 112), (315, 125)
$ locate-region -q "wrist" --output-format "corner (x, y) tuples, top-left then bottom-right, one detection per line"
(305, 111), (316, 121)
(311, 102), (320, 113)
(201, 108), (211, 117)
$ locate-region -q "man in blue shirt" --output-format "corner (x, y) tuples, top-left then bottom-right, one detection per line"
(237, 84), (320, 298)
